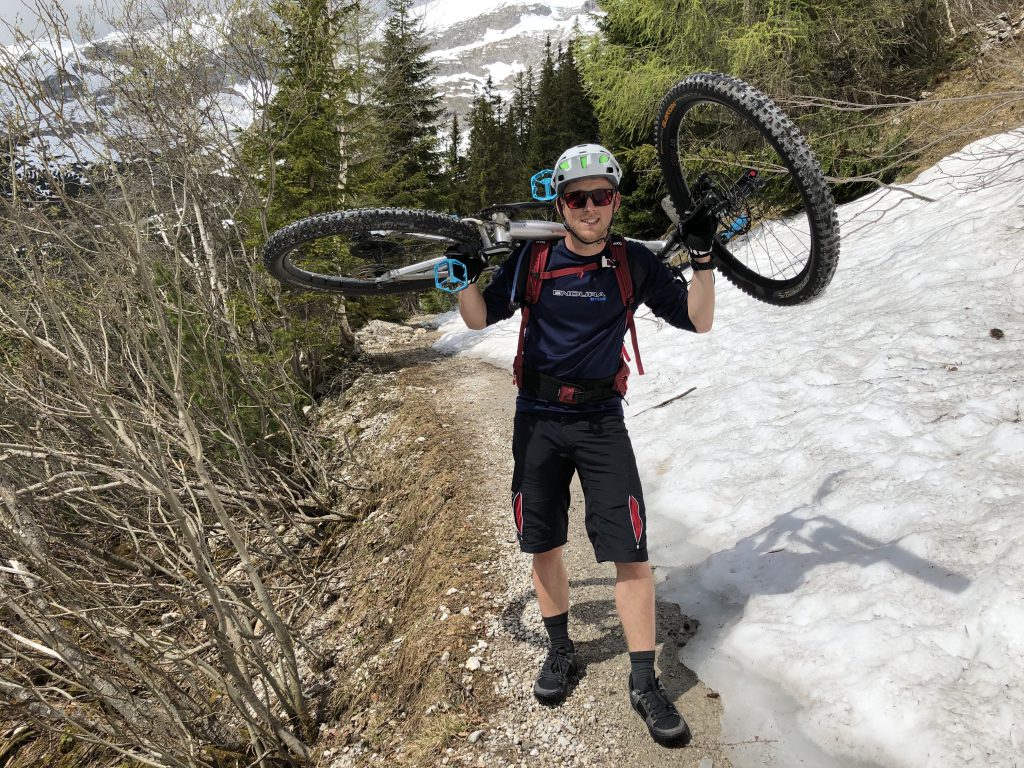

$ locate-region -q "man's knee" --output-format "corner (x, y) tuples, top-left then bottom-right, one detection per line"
(533, 546), (564, 571)
(614, 560), (651, 580)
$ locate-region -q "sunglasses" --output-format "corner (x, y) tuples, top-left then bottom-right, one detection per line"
(561, 188), (616, 209)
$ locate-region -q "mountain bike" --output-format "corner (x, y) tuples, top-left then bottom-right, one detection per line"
(262, 73), (840, 306)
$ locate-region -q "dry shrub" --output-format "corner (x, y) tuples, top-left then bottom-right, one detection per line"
(313, 364), (506, 765)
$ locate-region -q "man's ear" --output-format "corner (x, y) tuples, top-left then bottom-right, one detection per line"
(555, 198), (563, 216)
(613, 191), (621, 212)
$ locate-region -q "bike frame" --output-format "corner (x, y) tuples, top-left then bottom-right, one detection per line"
(380, 212), (677, 286)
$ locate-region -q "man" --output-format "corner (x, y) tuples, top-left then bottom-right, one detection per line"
(452, 143), (716, 747)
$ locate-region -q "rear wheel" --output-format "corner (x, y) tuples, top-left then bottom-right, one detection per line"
(655, 73), (839, 305)
(262, 208), (483, 295)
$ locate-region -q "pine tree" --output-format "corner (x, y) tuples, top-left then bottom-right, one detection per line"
(505, 69), (537, 198)
(464, 78), (506, 212)
(241, 0), (369, 390)
(556, 42), (600, 147)
(362, 0), (445, 208)
(528, 37), (562, 172)
(526, 38), (603, 175)
(442, 110), (467, 212)
(252, 0), (351, 221)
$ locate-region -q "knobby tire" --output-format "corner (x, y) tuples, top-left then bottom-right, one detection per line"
(655, 73), (840, 305)
(262, 208), (483, 295)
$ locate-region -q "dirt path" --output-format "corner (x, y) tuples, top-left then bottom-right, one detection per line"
(431, 340), (732, 767)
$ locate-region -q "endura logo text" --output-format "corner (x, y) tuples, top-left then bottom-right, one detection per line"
(551, 289), (607, 301)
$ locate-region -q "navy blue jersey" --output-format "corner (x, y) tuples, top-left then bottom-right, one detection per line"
(483, 238), (697, 414)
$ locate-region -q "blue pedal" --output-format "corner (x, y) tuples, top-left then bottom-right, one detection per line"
(530, 169), (557, 201)
(434, 258), (470, 293)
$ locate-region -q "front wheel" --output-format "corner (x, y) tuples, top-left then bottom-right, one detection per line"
(655, 73), (840, 305)
(262, 208), (483, 295)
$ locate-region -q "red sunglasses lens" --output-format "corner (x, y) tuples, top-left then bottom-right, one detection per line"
(563, 189), (615, 208)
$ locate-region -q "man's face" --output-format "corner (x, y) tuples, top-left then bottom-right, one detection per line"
(560, 177), (620, 243)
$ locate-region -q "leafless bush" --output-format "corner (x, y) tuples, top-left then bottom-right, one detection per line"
(1, 1), (343, 764)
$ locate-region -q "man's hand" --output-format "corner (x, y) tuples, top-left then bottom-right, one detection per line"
(681, 202), (719, 256)
(444, 241), (487, 284)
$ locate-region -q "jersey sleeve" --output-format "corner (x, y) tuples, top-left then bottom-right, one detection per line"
(481, 242), (529, 327)
(632, 245), (698, 333)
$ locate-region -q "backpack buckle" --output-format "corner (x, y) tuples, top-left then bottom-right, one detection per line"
(557, 385), (583, 404)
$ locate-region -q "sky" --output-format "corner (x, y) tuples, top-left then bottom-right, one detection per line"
(0, 0), (110, 44)
(434, 127), (1024, 768)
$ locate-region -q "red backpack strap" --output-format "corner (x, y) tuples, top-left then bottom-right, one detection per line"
(523, 241), (551, 304)
(610, 238), (633, 306)
(610, 238), (644, 376)
(513, 241), (552, 387)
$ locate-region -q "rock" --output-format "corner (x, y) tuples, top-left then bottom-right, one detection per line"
(465, 656), (482, 671)
(468, 730), (483, 743)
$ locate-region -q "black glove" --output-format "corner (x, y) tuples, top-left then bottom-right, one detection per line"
(680, 202), (719, 255)
(443, 241), (486, 284)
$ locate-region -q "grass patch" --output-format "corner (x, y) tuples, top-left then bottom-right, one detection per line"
(896, 39), (1024, 180)
(314, 362), (507, 766)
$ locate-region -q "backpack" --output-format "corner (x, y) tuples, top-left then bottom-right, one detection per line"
(510, 236), (646, 404)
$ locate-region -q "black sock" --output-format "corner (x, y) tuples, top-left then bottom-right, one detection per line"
(542, 611), (571, 650)
(630, 650), (657, 692)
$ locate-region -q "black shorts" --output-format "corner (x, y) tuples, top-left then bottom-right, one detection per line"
(511, 412), (647, 563)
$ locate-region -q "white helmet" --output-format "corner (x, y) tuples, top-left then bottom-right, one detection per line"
(552, 143), (622, 195)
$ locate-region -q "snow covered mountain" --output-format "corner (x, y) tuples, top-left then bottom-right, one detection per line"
(416, 0), (600, 112)
(0, 11), (267, 173)
(0, 0), (596, 175)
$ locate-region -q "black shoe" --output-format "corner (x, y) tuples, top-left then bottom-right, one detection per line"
(533, 642), (578, 705)
(629, 674), (692, 747)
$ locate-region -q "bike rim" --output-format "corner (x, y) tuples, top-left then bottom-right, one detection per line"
(281, 225), (458, 291)
(666, 94), (818, 289)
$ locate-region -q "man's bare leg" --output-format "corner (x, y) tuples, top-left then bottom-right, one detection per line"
(616, 560), (691, 745)
(614, 561), (655, 651)
(532, 546), (569, 616)
(531, 546), (578, 704)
